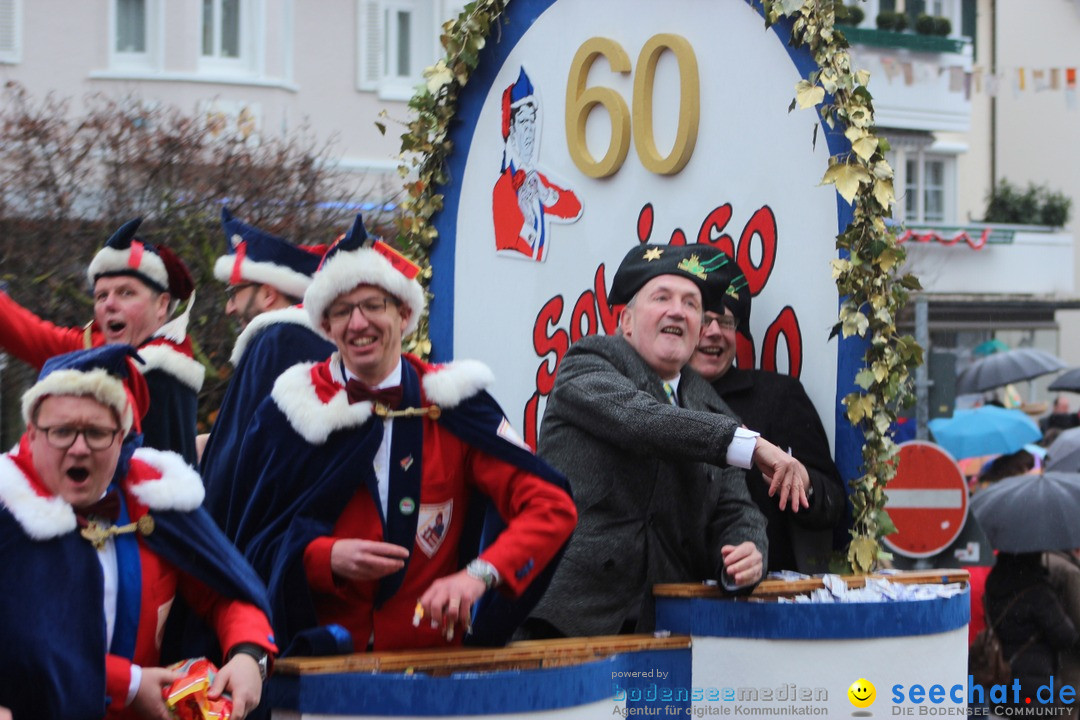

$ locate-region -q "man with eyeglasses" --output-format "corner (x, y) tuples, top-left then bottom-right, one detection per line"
(228, 234), (576, 655)
(0, 217), (203, 465)
(689, 265), (845, 574)
(525, 243), (808, 640)
(0, 345), (276, 720)
(199, 209), (334, 537)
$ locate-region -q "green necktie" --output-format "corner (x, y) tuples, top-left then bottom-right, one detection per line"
(663, 382), (677, 406)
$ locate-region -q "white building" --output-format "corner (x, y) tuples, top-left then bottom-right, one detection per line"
(847, 0), (1080, 415)
(0, 0), (465, 185)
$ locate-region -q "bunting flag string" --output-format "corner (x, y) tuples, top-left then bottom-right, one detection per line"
(868, 54), (1080, 109)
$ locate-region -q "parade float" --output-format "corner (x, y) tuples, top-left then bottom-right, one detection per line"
(267, 0), (964, 716)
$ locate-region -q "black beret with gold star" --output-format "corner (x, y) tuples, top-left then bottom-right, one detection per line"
(608, 243), (737, 310)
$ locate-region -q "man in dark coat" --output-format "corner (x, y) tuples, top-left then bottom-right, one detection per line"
(689, 266), (845, 574)
(527, 243), (809, 638)
(200, 208), (334, 537)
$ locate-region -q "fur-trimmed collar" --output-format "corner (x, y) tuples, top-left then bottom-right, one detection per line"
(230, 306), (316, 366)
(270, 353), (494, 445)
(137, 342), (206, 391)
(0, 447), (204, 541)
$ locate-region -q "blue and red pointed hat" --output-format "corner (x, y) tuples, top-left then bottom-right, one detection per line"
(214, 208), (325, 298)
(86, 218), (194, 302)
(21, 345), (145, 434)
(304, 214), (425, 338)
(501, 67), (537, 140)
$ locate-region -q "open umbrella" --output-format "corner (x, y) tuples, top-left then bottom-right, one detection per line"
(1046, 426), (1080, 472)
(970, 471), (1080, 552)
(1049, 367), (1080, 393)
(927, 406), (1042, 460)
(955, 348), (1066, 395)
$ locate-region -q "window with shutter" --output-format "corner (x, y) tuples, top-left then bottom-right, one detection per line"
(357, 0), (458, 101)
(0, 0), (21, 64)
(110, 0), (160, 70)
(199, 0), (263, 77)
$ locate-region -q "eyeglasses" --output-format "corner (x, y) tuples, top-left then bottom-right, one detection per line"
(704, 314), (738, 331)
(224, 282), (259, 301)
(326, 297), (395, 324)
(36, 425), (123, 451)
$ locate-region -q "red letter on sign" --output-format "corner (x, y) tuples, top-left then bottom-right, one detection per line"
(736, 206), (778, 296)
(533, 296), (568, 396)
(760, 306), (803, 378)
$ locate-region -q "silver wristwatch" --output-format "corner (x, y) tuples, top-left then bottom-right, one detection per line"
(465, 558), (500, 590)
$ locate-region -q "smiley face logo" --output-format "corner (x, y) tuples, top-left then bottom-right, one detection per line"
(848, 678), (876, 708)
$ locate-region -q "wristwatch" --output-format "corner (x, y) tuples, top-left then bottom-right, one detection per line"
(227, 642), (270, 682)
(465, 558), (500, 591)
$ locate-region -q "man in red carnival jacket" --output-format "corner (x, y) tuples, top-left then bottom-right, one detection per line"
(0, 345), (275, 720)
(0, 218), (204, 464)
(231, 231), (577, 655)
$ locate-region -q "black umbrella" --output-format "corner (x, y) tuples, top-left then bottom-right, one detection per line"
(1046, 427), (1080, 473)
(970, 471), (1080, 552)
(956, 348), (1066, 395)
(1049, 367), (1080, 393)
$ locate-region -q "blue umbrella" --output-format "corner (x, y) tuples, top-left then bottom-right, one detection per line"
(973, 338), (1009, 357)
(928, 406), (1042, 460)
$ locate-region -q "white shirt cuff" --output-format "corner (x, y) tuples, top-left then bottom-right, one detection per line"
(725, 428), (760, 469)
(126, 664), (142, 707)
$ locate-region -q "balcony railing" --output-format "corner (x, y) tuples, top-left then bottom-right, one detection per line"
(839, 27), (968, 54)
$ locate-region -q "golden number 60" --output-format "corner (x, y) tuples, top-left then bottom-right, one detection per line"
(565, 34), (700, 178)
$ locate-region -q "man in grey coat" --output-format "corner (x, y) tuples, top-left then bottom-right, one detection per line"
(527, 243), (809, 638)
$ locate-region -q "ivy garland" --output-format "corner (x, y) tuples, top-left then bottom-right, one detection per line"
(391, 0), (922, 573)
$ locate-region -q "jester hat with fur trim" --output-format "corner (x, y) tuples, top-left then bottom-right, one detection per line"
(87, 218), (194, 304)
(214, 208), (324, 298)
(21, 345), (144, 434)
(303, 215), (426, 338)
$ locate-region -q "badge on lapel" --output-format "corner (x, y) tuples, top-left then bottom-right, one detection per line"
(416, 500), (453, 558)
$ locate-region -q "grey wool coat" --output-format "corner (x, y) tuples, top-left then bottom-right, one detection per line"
(529, 334), (768, 637)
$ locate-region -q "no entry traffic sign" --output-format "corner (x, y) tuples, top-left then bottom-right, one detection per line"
(883, 441), (969, 558)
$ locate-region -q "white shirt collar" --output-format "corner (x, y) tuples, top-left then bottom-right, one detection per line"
(341, 357), (403, 389)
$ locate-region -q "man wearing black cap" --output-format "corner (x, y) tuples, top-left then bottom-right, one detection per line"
(0, 218), (203, 464)
(690, 267), (845, 574)
(526, 243), (808, 638)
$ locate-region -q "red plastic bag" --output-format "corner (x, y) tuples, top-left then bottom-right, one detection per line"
(163, 657), (233, 720)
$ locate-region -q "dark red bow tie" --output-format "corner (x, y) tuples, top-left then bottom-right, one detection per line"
(346, 379), (403, 409)
(74, 488), (121, 522)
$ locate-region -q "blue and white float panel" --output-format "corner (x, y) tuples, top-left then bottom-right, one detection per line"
(268, 635), (692, 718)
(653, 573), (971, 717)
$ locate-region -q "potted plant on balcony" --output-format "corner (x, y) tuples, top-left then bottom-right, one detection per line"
(875, 10), (908, 31)
(835, 4), (865, 27)
(984, 179), (1073, 228)
(915, 13), (952, 36)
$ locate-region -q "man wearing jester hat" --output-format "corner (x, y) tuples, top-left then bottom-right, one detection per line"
(230, 232), (576, 654)
(200, 208), (334, 537)
(492, 66), (582, 262)
(0, 345), (275, 720)
(0, 218), (203, 465)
